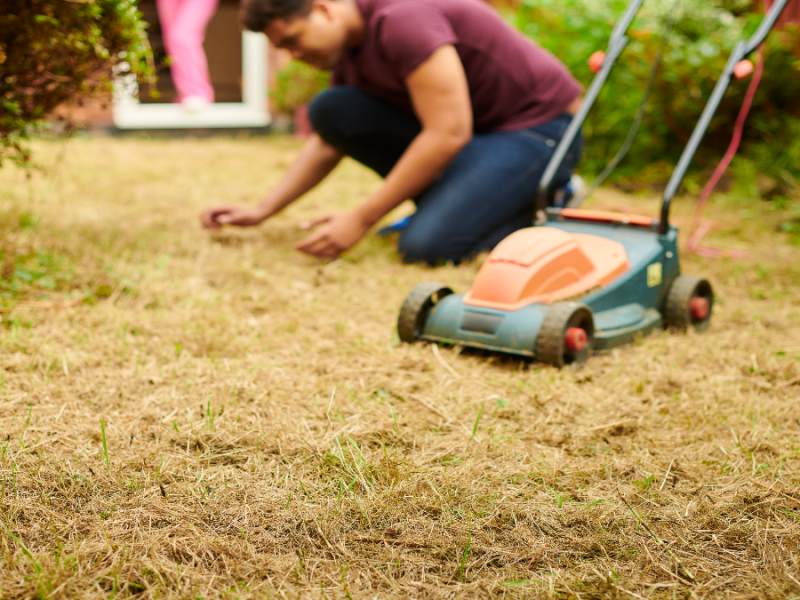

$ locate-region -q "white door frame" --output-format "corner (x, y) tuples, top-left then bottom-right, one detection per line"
(113, 31), (270, 129)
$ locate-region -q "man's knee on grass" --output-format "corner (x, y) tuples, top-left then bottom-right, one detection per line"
(398, 227), (462, 266)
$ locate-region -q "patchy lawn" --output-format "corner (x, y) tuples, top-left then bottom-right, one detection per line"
(1, 135), (799, 599)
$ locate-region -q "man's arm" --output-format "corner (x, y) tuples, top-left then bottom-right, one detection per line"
(201, 134), (343, 229)
(294, 44), (472, 257)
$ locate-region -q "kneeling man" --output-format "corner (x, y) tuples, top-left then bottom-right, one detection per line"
(202, 0), (583, 264)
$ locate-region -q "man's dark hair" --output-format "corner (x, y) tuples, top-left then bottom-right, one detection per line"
(240, 0), (314, 31)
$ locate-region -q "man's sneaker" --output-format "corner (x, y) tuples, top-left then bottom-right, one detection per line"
(376, 214), (413, 237)
(181, 96), (210, 113)
(552, 174), (586, 209)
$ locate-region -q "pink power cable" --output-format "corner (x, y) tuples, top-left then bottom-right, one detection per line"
(686, 44), (766, 259)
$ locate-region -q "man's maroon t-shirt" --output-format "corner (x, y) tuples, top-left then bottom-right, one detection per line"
(332, 0), (582, 133)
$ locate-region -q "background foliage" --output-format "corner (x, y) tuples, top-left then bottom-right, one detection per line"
(507, 0), (800, 182)
(272, 59), (329, 113)
(0, 0), (151, 167)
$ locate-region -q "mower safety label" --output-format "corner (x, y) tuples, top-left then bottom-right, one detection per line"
(647, 262), (662, 287)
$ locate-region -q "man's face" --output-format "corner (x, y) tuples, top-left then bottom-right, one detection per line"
(266, 1), (350, 70)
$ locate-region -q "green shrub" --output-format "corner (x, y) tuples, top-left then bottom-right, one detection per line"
(272, 60), (329, 113)
(505, 0), (800, 181)
(0, 0), (152, 167)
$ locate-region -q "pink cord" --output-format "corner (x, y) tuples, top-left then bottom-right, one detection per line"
(686, 44), (766, 259)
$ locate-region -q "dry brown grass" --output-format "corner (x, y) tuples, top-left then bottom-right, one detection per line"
(0, 135), (799, 599)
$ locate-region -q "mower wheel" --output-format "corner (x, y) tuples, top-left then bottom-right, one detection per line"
(664, 275), (714, 332)
(398, 282), (453, 343)
(536, 302), (595, 368)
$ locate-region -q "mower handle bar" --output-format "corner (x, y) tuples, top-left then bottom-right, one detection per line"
(658, 0), (790, 235)
(608, 0), (647, 54)
(535, 35), (628, 217)
(535, 0), (646, 216)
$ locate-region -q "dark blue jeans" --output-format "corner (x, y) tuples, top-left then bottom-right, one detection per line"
(309, 86), (582, 265)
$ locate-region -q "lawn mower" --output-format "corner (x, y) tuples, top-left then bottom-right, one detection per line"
(397, 0), (790, 367)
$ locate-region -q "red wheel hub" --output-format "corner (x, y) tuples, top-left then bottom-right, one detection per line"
(689, 296), (710, 320)
(564, 327), (587, 352)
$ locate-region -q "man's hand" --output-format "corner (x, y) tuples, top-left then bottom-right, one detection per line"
(200, 135), (344, 232)
(201, 206), (266, 229)
(294, 211), (372, 258)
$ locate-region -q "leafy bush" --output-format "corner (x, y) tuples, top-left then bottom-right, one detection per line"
(505, 0), (800, 181)
(0, 0), (152, 167)
(272, 60), (329, 113)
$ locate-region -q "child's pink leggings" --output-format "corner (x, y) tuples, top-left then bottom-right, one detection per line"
(156, 0), (220, 102)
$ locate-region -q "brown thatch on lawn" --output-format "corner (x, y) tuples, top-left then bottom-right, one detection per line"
(0, 137), (799, 599)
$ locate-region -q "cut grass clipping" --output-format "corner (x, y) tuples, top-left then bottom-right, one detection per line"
(0, 137), (798, 599)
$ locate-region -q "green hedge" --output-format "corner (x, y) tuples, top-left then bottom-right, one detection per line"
(273, 60), (329, 113)
(507, 0), (800, 180)
(0, 0), (151, 166)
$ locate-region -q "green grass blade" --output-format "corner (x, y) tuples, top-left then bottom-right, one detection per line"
(458, 517), (472, 582)
(101, 419), (110, 470)
(0, 521), (42, 572)
(471, 403), (484, 441)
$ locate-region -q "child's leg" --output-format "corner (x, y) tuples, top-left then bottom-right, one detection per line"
(398, 115), (582, 265)
(156, 0), (180, 44)
(162, 0), (219, 102)
(308, 86), (421, 177)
